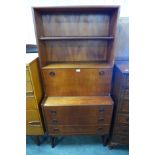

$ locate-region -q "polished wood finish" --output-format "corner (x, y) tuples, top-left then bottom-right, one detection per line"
(26, 55), (44, 136)
(42, 96), (113, 136)
(42, 62), (112, 69)
(33, 6), (119, 67)
(109, 61), (129, 148)
(32, 6), (119, 147)
(43, 68), (112, 96)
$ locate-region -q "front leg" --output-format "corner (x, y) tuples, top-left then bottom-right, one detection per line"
(51, 136), (56, 148)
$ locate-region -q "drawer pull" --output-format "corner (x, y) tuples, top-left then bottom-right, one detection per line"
(28, 121), (41, 127)
(99, 71), (105, 75)
(53, 128), (59, 132)
(97, 127), (103, 131)
(99, 107), (105, 112)
(50, 110), (57, 115)
(49, 72), (55, 76)
(51, 119), (58, 124)
(98, 118), (104, 123)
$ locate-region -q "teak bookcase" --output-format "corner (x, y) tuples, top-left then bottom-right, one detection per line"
(33, 6), (119, 148)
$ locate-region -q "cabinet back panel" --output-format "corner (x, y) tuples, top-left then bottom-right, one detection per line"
(42, 13), (110, 36)
(45, 40), (108, 62)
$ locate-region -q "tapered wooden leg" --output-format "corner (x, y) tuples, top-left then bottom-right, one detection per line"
(102, 135), (109, 146)
(51, 136), (56, 148)
(35, 136), (40, 146)
(108, 143), (118, 149)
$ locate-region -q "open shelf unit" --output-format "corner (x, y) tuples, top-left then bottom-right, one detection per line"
(33, 6), (119, 68)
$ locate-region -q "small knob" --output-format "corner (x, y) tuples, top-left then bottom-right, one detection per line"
(49, 72), (55, 76)
(99, 71), (105, 75)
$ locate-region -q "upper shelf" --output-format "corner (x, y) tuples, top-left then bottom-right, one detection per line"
(39, 36), (114, 40)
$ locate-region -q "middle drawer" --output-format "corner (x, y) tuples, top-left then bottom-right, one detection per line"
(44, 105), (113, 125)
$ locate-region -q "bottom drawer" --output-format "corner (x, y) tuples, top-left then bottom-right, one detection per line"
(112, 135), (129, 144)
(114, 125), (129, 135)
(26, 110), (44, 135)
(48, 125), (110, 135)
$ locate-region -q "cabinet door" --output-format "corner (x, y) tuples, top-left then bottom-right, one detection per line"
(43, 68), (112, 96)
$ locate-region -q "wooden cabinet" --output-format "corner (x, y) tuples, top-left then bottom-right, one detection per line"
(26, 55), (44, 137)
(109, 61), (129, 148)
(43, 96), (113, 136)
(32, 6), (119, 148)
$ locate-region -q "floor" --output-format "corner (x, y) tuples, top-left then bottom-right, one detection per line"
(26, 136), (129, 155)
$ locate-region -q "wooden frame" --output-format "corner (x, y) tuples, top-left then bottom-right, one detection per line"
(32, 6), (120, 68)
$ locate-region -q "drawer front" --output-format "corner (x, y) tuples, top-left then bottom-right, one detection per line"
(122, 88), (129, 100)
(114, 125), (129, 135)
(48, 125), (110, 135)
(123, 75), (129, 89)
(26, 110), (44, 135)
(26, 70), (31, 81)
(120, 99), (129, 113)
(26, 81), (33, 92)
(26, 96), (37, 110)
(44, 105), (113, 125)
(43, 68), (112, 96)
(117, 114), (129, 125)
(112, 135), (129, 144)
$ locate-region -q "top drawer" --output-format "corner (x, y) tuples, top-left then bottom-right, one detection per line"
(43, 68), (112, 96)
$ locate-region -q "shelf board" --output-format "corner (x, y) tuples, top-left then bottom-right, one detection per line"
(39, 36), (114, 40)
(42, 62), (113, 69)
(44, 96), (113, 106)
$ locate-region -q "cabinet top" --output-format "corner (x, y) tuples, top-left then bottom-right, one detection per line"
(115, 61), (129, 74)
(43, 96), (113, 106)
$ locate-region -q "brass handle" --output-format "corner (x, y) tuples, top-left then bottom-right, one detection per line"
(51, 119), (58, 124)
(50, 110), (57, 115)
(99, 71), (105, 75)
(49, 72), (55, 76)
(28, 121), (41, 127)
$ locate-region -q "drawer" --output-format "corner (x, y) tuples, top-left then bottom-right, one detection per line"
(120, 99), (129, 113)
(26, 81), (33, 92)
(114, 125), (129, 135)
(44, 105), (113, 125)
(48, 125), (110, 135)
(26, 96), (37, 110)
(123, 88), (129, 99)
(26, 110), (43, 135)
(112, 135), (129, 144)
(117, 114), (129, 125)
(123, 75), (129, 89)
(26, 70), (31, 81)
(43, 68), (112, 96)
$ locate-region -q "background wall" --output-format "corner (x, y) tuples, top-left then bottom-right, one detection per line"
(26, 0), (129, 60)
